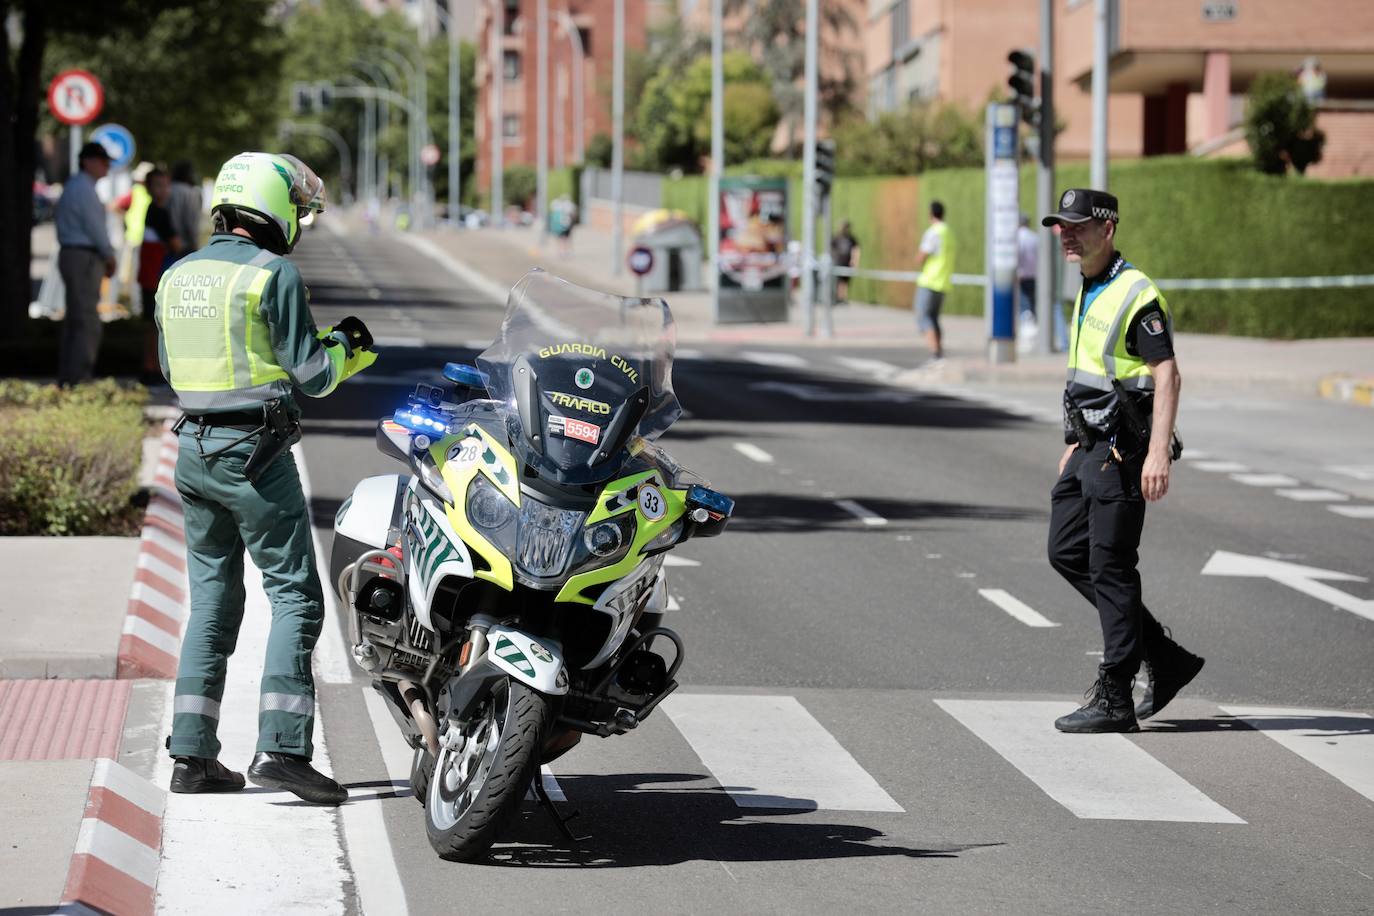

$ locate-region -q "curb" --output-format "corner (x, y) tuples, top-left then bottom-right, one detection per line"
(60, 757), (165, 916)
(1319, 374), (1374, 406)
(117, 423), (188, 680)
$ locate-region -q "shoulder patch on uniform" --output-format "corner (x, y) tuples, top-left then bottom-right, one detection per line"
(1143, 315), (1165, 336)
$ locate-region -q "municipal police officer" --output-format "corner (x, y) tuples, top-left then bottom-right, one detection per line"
(1044, 189), (1204, 734)
(156, 152), (376, 803)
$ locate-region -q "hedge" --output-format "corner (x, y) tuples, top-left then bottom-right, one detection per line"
(662, 156), (1374, 338)
(0, 380), (148, 536)
(917, 156), (1374, 338)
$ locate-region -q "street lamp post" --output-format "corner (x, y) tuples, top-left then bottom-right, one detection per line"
(555, 11), (586, 164)
(709, 0), (723, 322)
(536, 0), (549, 238)
(800, 0), (819, 335)
(422, 2), (465, 226)
(279, 120), (353, 203)
(491, 0), (504, 227)
(357, 60), (396, 200)
(611, 0), (624, 275)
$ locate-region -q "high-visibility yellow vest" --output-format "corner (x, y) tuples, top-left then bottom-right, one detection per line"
(125, 184), (151, 245)
(917, 221), (955, 293)
(1065, 266), (1170, 428)
(158, 250), (290, 393)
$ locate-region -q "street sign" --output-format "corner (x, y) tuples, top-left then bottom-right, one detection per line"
(90, 123), (135, 170)
(421, 143), (441, 167)
(984, 102), (1019, 364)
(48, 70), (104, 126)
(627, 246), (654, 276)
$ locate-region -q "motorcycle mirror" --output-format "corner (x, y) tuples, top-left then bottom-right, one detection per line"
(684, 484), (733, 539)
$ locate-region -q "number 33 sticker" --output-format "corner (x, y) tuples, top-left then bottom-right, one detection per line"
(638, 484), (666, 521)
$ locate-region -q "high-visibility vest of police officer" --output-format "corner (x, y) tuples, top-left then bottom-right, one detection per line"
(155, 151), (376, 804)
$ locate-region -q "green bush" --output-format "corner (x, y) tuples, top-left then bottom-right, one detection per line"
(917, 156), (1374, 337)
(0, 381), (148, 536)
(503, 164), (537, 208)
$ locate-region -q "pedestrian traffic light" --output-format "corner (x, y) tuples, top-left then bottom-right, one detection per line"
(1007, 49), (1036, 124)
(292, 82), (314, 115)
(814, 139), (836, 201)
(315, 82), (334, 111)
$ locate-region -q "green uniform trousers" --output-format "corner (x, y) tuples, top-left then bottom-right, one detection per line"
(168, 424), (324, 760)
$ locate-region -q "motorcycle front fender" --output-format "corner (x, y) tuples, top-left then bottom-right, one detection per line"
(485, 625), (569, 696)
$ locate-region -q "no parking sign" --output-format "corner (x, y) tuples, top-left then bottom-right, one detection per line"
(48, 70), (104, 126)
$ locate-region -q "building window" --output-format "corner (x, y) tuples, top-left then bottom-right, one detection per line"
(503, 114), (520, 139)
(577, 27), (592, 57)
(504, 50), (521, 80)
(503, 0), (519, 34)
(890, 0), (909, 60)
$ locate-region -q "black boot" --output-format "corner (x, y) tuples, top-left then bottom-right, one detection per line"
(1137, 633), (1205, 721)
(170, 756), (246, 794)
(248, 752), (348, 806)
(1055, 666), (1139, 733)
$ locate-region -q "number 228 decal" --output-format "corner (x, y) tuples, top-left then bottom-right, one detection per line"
(638, 484), (666, 521)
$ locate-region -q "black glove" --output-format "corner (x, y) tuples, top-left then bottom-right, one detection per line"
(337, 316), (374, 352)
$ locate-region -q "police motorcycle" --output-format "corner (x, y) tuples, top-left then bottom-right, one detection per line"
(330, 270), (733, 861)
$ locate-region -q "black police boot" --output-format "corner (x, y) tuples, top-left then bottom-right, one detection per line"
(248, 751), (348, 806)
(1055, 666), (1139, 733)
(1137, 634), (1205, 721)
(170, 756), (246, 794)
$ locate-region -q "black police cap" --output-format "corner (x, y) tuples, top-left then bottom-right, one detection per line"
(1042, 188), (1118, 227)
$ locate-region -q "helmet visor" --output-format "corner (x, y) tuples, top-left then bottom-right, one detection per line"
(279, 154), (327, 213)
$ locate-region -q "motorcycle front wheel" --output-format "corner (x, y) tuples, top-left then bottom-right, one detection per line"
(424, 676), (551, 861)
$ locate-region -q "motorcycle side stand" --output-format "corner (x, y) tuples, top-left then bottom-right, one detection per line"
(532, 774), (589, 844)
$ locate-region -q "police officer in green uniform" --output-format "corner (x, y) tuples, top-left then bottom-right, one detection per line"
(1044, 189), (1205, 734)
(156, 152), (376, 803)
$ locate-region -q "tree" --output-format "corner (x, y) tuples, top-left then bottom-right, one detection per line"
(1245, 71), (1325, 176)
(634, 51), (777, 173)
(723, 0), (861, 152)
(832, 102), (983, 176)
(584, 132), (613, 168)
(1, 0), (237, 326)
(503, 164), (536, 209)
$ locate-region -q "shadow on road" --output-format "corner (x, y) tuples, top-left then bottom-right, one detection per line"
(1148, 713), (1374, 736)
(460, 772), (1001, 869)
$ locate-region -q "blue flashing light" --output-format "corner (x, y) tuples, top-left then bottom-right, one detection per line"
(393, 407), (452, 436)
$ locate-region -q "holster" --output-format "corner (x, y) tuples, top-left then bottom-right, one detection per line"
(242, 399), (300, 483)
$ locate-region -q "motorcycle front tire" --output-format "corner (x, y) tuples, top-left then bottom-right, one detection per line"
(425, 677), (551, 861)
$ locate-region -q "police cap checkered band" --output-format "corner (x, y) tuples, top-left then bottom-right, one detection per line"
(1043, 188), (1119, 226)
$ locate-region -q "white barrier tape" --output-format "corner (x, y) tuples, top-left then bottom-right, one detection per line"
(830, 266), (1374, 291)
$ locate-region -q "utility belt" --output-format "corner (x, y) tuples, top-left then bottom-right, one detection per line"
(1064, 382), (1182, 464)
(173, 399), (300, 483)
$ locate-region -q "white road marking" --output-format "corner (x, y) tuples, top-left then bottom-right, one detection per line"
(663, 555), (701, 567)
(1326, 464), (1374, 481)
(342, 690), (412, 916)
(832, 355), (901, 379)
(372, 336), (425, 348)
(978, 589), (1060, 627)
(1230, 473), (1300, 487)
(296, 443), (355, 686)
(396, 232), (512, 304)
(1329, 505), (1374, 519)
(1276, 488), (1350, 502)
(740, 350), (807, 369)
(732, 442), (774, 464)
(674, 348), (703, 360)
(1191, 461), (1251, 473)
(1201, 550), (1373, 623)
(368, 287), (382, 300)
(663, 694), (904, 812)
(1181, 450), (1212, 460)
(935, 700), (1244, 823)
(666, 594), (682, 611)
(835, 499), (887, 526)
(1221, 706), (1374, 804)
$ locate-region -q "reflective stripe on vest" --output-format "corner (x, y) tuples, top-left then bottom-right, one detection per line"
(917, 222), (954, 293)
(159, 250), (290, 392)
(1065, 271), (1167, 391)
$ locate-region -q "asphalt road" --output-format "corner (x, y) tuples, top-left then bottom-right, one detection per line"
(255, 223), (1374, 915)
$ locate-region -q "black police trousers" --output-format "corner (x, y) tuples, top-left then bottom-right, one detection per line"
(1048, 440), (1167, 678)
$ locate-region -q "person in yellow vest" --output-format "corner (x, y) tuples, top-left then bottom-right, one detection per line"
(156, 151), (377, 803)
(1043, 189), (1203, 734)
(913, 200), (955, 365)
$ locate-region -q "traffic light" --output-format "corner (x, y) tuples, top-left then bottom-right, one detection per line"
(1007, 49), (1037, 125)
(292, 82), (314, 115)
(814, 139), (836, 202)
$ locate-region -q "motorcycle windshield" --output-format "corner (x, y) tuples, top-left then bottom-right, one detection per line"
(477, 269), (682, 487)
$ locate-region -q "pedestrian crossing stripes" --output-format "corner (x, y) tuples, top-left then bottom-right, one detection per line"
(1219, 706), (1374, 804)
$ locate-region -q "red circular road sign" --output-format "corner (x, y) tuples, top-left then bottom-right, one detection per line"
(627, 246), (654, 276)
(48, 70), (104, 126)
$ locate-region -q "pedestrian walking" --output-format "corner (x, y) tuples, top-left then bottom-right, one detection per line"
(169, 159), (203, 255)
(830, 221), (860, 303)
(54, 141), (116, 386)
(1043, 188), (1203, 734)
(137, 167), (183, 385)
(913, 201), (954, 365)
(1016, 213), (1037, 320)
(157, 151), (377, 804)
(550, 194), (578, 256)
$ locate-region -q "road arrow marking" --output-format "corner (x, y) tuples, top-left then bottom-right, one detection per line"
(1201, 550), (1374, 622)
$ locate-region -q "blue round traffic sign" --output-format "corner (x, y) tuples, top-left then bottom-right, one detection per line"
(627, 246), (654, 276)
(90, 123), (136, 170)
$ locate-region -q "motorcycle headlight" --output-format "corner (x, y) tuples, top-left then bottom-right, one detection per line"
(468, 474), (515, 529)
(571, 513), (636, 573)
